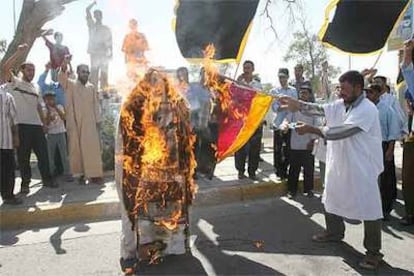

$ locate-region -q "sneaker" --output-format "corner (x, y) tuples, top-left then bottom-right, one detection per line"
(238, 172), (247, 179)
(3, 197), (23, 205)
(312, 232), (343, 243)
(249, 174), (258, 181)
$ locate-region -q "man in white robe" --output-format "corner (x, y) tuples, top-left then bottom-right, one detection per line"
(280, 70), (384, 270)
(58, 58), (103, 184)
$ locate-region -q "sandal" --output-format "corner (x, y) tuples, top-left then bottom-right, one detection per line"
(312, 232), (343, 242)
(358, 255), (382, 270)
(120, 257), (137, 275)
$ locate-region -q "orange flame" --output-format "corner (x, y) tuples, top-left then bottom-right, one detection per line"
(120, 68), (197, 233)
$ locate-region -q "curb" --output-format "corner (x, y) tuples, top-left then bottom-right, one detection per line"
(0, 179), (321, 230)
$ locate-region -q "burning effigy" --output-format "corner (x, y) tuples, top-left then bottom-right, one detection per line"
(116, 68), (197, 270)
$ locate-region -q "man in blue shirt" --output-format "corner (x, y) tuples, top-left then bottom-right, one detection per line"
(399, 38), (414, 226)
(366, 83), (401, 220)
(269, 68), (298, 179)
(37, 62), (66, 106)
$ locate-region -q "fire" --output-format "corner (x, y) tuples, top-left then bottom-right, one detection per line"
(140, 125), (168, 164)
(155, 209), (183, 231)
(120, 68), (197, 235)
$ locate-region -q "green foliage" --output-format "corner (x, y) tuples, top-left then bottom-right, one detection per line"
(101, 113), (116, 171)
(283, 31), (341, 91)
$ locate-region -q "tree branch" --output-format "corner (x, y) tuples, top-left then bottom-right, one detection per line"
(260, 0), (278, 39)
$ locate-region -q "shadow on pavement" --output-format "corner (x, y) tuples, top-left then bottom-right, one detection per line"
(189, 197), (413, 275)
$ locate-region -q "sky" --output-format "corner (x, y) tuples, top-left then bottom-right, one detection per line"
(0, 0), (407, 87)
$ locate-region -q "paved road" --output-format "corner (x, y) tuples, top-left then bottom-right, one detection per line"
(1, 196), (413, 275)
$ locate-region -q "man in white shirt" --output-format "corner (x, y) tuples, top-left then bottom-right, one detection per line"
(2, 44), (56, 193)
(0, 85), (22, 204)
(280, 71), (384, 270)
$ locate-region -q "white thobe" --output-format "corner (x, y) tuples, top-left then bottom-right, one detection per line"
(323, 98), (383, 220)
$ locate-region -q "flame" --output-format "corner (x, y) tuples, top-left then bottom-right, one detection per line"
(202, 44), (233, 118)
(155, 209), (182, 231)
(120, 68), (197, 236)
(140, 125), (168, 164)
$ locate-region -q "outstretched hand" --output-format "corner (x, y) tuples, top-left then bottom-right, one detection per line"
(278, 96), (301, 112)
(294, 121), (312, 135)
(404, 39), (414, 52)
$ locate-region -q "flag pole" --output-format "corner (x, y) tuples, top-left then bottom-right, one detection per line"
(371, 50), (384, 69)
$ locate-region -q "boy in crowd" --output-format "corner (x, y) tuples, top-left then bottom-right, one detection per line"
(43, 90), (73, 182)
(280, 85), (317, 198)
(41, 30), (71, 81)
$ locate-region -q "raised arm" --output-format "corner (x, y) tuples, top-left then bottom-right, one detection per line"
(86, 1), (96, 27)
(57, 56), (73, 91)
(1, 44), (28, 82)
(37, 63), (51, 94)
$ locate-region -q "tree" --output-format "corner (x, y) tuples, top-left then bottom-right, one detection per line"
(0, 0), (79, 80)
(283, 30), (340, 97)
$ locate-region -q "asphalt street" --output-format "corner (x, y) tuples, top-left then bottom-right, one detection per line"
(1, 196), (413, 276)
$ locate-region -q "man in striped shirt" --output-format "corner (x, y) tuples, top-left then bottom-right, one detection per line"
(0, 85), (22, 205)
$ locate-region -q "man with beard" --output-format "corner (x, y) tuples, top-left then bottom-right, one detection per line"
(2, 44), (55, 193)
(280, 71), (384, 270)
(58, 56), (103, 185)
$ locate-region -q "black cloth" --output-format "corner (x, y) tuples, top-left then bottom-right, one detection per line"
(320, 0), (410, 54)
(287, 149), (314, 195)
(235, 125), (262, 176)
(379, 141), (397, 215)
(175, 0), (259, 60)
(273, 129), (290, 178)
(0, 149), (16, 199)
(17, 124), (51, 185)
(402, 139), (414, 216)
(195, 122), (218, 179)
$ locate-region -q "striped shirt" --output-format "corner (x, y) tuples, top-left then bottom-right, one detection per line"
(0, 85), (18, 149)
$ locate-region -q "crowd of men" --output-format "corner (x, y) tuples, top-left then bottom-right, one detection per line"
(0, 2), (148, 205)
